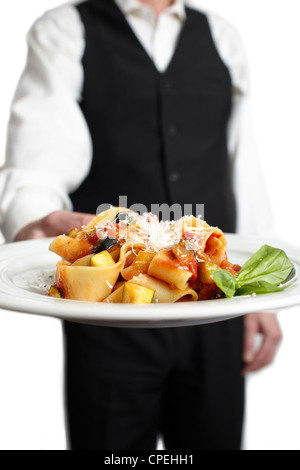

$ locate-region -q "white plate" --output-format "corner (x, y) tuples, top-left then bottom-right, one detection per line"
(0, 234), (300, 328)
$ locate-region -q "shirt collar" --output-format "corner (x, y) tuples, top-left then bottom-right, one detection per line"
(114, 0), (187, 21)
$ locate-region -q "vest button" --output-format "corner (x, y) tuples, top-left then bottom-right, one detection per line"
(168, 125), (177, 137)
(169, 171), (181, 182)
(164, 80), (173, 89)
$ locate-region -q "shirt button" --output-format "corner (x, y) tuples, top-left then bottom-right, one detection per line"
(168, 125), (177, 137)
(169, 171), (181, 183)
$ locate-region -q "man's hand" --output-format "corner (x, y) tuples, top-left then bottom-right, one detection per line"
(15, 210), (95, 241)
(242, 313), (282, 375)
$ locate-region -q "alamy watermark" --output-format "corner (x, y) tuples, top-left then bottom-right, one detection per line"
(96, 196), (205, 221)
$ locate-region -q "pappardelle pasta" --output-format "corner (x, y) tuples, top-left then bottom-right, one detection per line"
(48, 207), (242, 303)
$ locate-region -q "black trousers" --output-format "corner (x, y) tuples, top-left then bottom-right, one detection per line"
(63, 317), (245, 450)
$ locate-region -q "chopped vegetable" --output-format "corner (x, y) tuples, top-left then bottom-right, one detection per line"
(48, 285), (62, 298)
(113, 211), (137, 225)
(91, 251), (116, 267)
(122, 282), (155, 304)
(199, 262), (221, 285)
(93, 237), (118, 254)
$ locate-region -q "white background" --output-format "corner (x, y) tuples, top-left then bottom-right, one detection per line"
(0, 0), (300, 450)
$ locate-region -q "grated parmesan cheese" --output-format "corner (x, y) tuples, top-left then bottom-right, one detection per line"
(134, 214), (182, 252)
(95, 212), (209, 253)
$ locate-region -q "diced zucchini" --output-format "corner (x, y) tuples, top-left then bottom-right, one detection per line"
(122, 282), (155, 304)
(48, 285), (62, 298)
(90, 250), (115, 267)
(198, 262), (220, 284)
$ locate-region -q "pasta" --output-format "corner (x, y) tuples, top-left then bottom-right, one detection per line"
(48, 207), (241, 303)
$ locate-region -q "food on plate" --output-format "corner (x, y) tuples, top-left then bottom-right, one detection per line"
(48, 207), (294, 304)
(122, 282), (155, 304)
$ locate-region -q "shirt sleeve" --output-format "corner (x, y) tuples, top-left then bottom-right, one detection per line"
(0, 4), (92, 242)
(207, 12), (275, 237)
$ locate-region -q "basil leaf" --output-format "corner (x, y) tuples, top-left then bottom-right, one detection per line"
(211, 244), (294, 300)
(236, 245), (294, 287)
(235, 281), (285, 297)
(211, 270), (237, 298)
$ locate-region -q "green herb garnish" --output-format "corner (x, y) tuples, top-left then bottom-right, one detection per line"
(212, 245), (294, 298)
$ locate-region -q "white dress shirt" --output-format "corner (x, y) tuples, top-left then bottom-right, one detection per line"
(0, 0), (273, 242)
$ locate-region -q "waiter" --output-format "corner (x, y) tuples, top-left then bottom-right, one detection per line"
(0, 0), (281, 450)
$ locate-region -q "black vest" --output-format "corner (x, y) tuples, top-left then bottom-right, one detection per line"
(71, 0), (236, 232)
